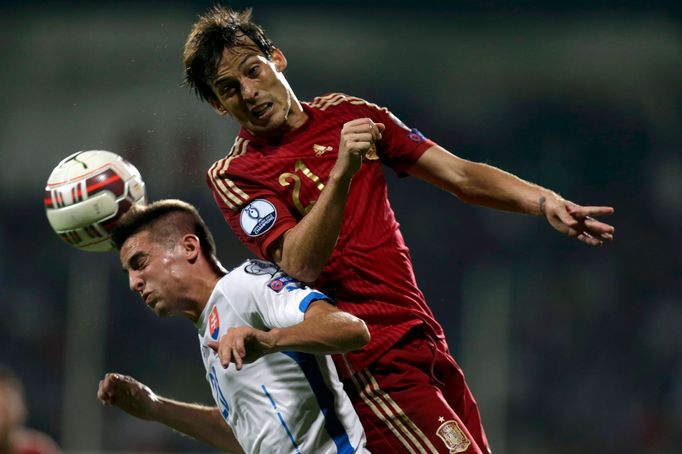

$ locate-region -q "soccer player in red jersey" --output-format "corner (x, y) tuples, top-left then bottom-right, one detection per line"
(183, 7), (615, 453)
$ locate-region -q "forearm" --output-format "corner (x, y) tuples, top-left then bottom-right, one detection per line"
(151, 398), (243, 453)
(455, 160), (559, 215)
(269, 310), (370, 355)
(410, 145), (560, 216)
(274, 172), (352, 282)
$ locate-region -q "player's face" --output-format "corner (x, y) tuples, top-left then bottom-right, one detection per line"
(120, 230), (192, 318)
(208, 41), (306, 138)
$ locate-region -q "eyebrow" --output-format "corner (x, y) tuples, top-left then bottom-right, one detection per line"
(213, 54), (258, 86)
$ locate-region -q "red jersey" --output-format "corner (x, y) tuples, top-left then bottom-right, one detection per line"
(207, 93), (445, 378)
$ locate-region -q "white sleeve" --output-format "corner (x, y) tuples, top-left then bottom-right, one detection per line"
(250, 272), (334, 329)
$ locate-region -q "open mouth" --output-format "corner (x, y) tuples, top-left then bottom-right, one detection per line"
(252, 102), (273, 120)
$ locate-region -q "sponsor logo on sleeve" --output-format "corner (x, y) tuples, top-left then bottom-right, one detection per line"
(240, 199), (277, 237)
(407, 128), (427, 143)
(208, 306), (220, 340)
(267, 274), (304, 293)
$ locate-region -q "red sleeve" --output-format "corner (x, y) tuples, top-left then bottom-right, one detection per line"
(206, 172), (297, 261)
(365, 103), (435, 175)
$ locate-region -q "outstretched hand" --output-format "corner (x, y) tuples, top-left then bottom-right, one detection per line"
(541, 195), (615, 246)
(97, 373), (159, 420)
(208, 327), (276, 371)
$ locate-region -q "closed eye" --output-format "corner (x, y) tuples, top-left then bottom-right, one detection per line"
(126, 252), (147, 272)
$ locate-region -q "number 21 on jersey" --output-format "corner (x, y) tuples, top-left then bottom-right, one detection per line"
(278, 159), (325, 216)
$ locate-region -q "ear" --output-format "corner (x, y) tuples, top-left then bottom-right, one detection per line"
(208, 98), (229, 116)
(271, 47), (288, 72)
(182, 234), (201, 263)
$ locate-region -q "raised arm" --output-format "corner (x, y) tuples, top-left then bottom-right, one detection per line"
(209, 300), (370, 370)
(269, 118), (384, 282)
(408, 144), (615, 246)
(97, 373), (244, 454)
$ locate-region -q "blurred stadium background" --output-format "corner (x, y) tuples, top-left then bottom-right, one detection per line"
(1, 0), (680, 452)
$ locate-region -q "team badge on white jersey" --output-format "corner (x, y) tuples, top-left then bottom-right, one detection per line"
(240, 199), (276, 237)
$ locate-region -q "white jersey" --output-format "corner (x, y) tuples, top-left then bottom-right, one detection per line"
(195, 259), (368, 454)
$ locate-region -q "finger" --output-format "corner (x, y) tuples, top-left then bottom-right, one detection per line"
(98, 379), (111, 393)
(567, 205), (614, 218)
(235, 336), (246, 365)
(103, 374), (116, 390)
(222, 343), (233, 369)
(207, 340), (219, 352)
(97, 381), (106, 402)
(100, 386), (116, 405)
(344, 132), (374, 143)
(374, 123), (385, 141)
(235, 335), (246, 357)
(343, 118), (374, 131)
(554, 210), (580, 229)
(583, 218), (615, 235)
(234, 347), (243, 371)
(577, 232), (603, 247)
(344, 119), (380, 136)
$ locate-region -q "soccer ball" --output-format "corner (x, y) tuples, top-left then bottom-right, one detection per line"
(45, 150), (147, 252)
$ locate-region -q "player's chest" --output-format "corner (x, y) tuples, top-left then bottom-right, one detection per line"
(249, 132), (379, 217)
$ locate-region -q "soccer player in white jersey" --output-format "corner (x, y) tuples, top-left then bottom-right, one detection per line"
(96, 199), (370, 454)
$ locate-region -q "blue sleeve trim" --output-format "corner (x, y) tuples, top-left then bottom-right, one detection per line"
(298, 291), (334, 312)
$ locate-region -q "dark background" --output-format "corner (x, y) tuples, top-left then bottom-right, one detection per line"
(1, 1), (680, 452)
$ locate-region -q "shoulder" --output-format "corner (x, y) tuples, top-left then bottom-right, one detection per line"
(205, 135), (257, 211)
(207, 135), (253, 178)
(237, 259), (280, 278)
(222, 259), (279, 289)
(306, 92), (390, 116)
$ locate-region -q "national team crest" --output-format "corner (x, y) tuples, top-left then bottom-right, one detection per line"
(436, 420), (471, 453)
(208, 306), (220, 340)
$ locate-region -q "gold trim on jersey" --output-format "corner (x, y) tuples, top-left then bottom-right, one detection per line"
(207, 137), (250, 211)
(308, 93), (348, 110)
(306, 93), (392, 116)
(349, 369), (440, 454)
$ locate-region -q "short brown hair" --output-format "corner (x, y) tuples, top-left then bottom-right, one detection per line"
(112, 199), (223, 275)
(183, 5), (276, 103)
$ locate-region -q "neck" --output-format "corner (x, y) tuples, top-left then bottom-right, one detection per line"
(184, 271), (221, 324)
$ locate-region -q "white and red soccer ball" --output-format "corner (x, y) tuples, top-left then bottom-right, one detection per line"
(45, 150), (146, 252)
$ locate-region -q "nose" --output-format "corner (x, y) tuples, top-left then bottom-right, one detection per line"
(241, 79), (258, 101)
(128, 271), (144, 293)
